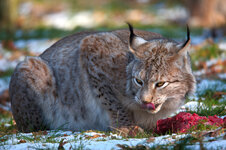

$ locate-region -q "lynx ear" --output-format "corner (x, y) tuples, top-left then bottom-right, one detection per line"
(127, 23), (147, 54)
(177, 25), (191, 55)
(174, 25), (192, 73)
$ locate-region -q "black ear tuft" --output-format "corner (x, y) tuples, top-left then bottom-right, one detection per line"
(127, 22), (136, 44)
(126, 22), (147, 58)
(182, 25), (190, 48)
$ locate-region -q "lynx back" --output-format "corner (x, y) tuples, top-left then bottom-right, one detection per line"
(10, 24), (196, 132)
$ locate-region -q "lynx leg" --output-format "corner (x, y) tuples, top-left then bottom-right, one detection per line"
(9, 56), (56, 132)
(80, 34), (135, 129)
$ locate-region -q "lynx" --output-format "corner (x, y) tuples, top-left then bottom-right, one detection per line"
(10, 24), (196, 132)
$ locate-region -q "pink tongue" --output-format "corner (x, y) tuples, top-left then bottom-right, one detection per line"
(142, 103), (155, 110)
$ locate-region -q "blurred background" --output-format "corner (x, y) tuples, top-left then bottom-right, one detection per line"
(0, 0), (225, 116)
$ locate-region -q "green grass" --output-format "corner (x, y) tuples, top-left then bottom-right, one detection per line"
(185, 79), (226, 117)
(0, 44), (224, 148)
(188, 120), (219, 132)
(186, 91), (226, 117)
(192, 44), (223, 61)
(116, 136), (204, 150)
(190, 43), (224, 70)
(186, 102), (225, 117)
(127, 130), (154, 139)
(0, 113), (17, 136)
(0, 69), (14, 78)
(0, 24), (202, 41)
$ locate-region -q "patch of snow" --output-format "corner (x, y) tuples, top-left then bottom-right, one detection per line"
(15, 39), (56, 54)
(193, 57), (226, 77)
(193, 70), (206, 77)
(205, 59), (220, 67)
(43, 11), (97, 30)
(84, 139), (144, 150)
(219, 115), (226, 119)
(136, 0), (150, 4)
(187, 95), (199, 101)
(0, 102), (11, 112)
(0, 58), (18, 71)
(19, 2), (33, 16)
(218, 41), (226, 51)
(196, 79), (226, 96)
(219, 95), (226, 103)
(1, 131), (225, 150)
(180, 101), (204, 112)
(157, 6), (188, 21)
(218, 73), (226, 79)
(203, 139), (226, 149)
(4, 123), (12, 127)
(191, 36), (206, 45)
(0, 77), (10, 93)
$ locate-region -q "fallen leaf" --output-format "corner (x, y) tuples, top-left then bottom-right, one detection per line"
(213, 92), (226, 99)
(43, 131), (48, 135)
(90, 134), (101, 139)
(19, 139), (26, 143)
(128, 126), (144, 137)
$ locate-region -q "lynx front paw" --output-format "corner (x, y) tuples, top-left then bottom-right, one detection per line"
(112, 126), (144, 137)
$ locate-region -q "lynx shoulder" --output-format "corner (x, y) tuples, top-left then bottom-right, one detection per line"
(10, 24), (196, 132)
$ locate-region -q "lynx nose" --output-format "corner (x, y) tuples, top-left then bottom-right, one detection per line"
(142, 96), (153, 104)
(142, 99), (152, 104)
(141, 95), (155, 110)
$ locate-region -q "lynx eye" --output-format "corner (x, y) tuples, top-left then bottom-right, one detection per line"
(155, 82), (168, 88)
(134, 78), (143, 87)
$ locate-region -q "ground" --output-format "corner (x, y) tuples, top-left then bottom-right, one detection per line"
(0, 1), (225, 149)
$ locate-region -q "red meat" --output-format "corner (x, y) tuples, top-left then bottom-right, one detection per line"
(155, 112), (225, 134)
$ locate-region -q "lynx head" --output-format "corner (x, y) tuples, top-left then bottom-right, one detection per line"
(126, 23), (196, 114)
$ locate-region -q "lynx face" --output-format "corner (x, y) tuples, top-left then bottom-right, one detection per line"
(126, 24), (196, 114)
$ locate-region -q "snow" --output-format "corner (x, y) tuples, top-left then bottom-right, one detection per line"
(19, 2), (33, 16)
(179, 101), (203, 112)
(191, 36), (206, 45)
(218, 73), (226, 79)
(156, 6), (188, 21)
(0, 58), (19, 71)
(0, 26), (225, 150)
(0, 77), (10, 94)
(1, 131), (225, 150)
(218, 41), (226, 51)
(205, 58), (223, 68)
(193, 57), (226, 77)
(203, 140), (226, 149)
(219, 95), (226, 103)
(0, 39), (57, 93)
(15, 39), (56, 54)
(0, 102), (11, 112)
(43, 11), (97, 30)
(196, 79), (226, 96)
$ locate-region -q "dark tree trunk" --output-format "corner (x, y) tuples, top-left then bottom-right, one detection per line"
(0, 0), (18, 50)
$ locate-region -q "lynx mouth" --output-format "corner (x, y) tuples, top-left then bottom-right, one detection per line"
(141, 102), (155, 110)
(141, 102), (163, 113)
(141, 103), (161, 110)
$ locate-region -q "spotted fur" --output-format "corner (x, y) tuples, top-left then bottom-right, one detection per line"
(10, 26), (196, 132)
